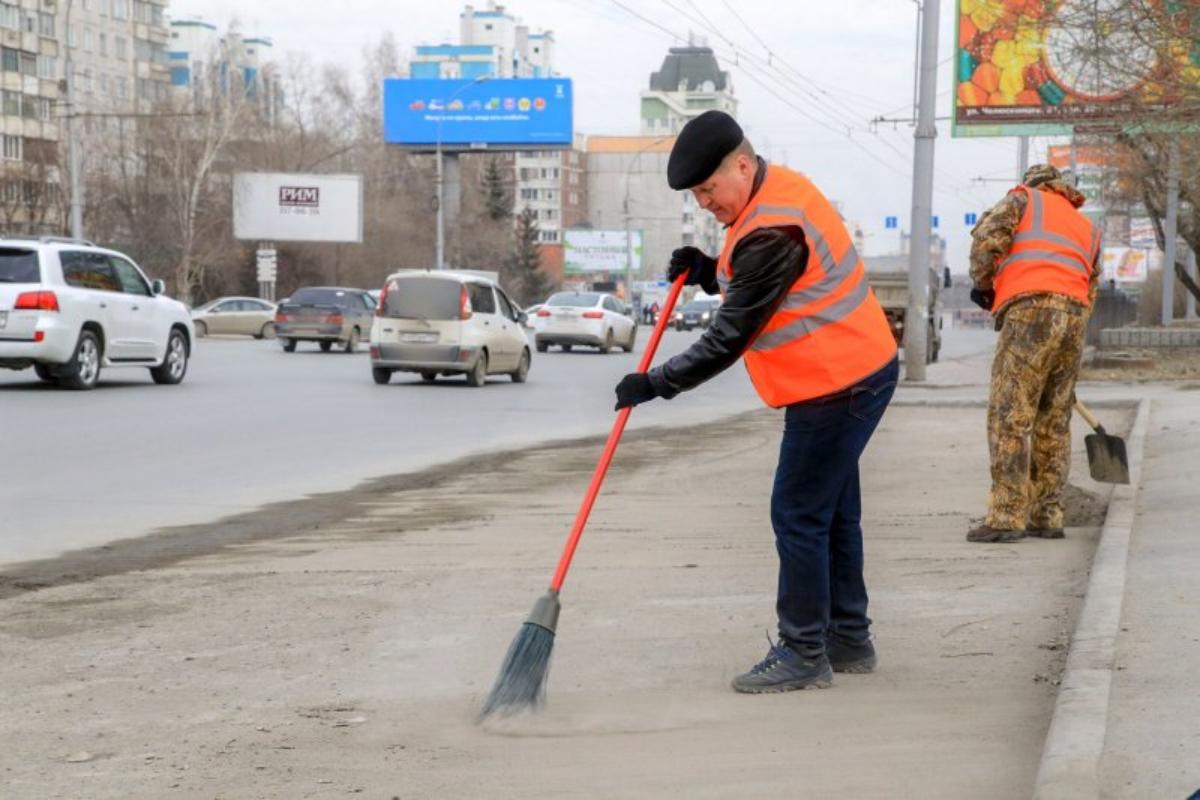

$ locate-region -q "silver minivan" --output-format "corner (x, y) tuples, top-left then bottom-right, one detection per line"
(368, 269), (531, 386)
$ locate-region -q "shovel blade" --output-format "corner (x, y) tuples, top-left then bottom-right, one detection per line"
(1084, 431), (1130, 484)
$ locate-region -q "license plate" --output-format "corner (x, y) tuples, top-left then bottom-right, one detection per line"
(0, 311), (6, 329)
(399, 332), (438, 344)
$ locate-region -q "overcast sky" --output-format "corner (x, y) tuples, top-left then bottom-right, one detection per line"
(170, 0), (1056, 272)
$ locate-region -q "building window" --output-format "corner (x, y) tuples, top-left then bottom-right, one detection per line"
(19, 52), (36, 78)
(38, 12), (53, 37)
(84, 28), (94, 52)
(2, 134), (22, 161)
(114, 37), (127, 60)
(2, 90), (17, 116)
(67, 25), (77, 48)
(113, 0), (129, 21)
(37, 96), (50, 119)
(99, 33), (108, 57)
(37, 55), (55, 79)
(0, 6), (17, 31)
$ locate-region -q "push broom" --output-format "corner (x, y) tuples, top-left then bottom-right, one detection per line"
(479, 274), (687, 720)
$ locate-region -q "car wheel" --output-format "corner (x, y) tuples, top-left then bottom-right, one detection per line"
(421, 371), (437, 382)
(602, 328), (613, 353)
(150, 329), (189, 385)
(195, 321), (207, 338)
(510, 348), (530, 383)
(258, 322), (275, 340)
(59, 330), (102, 390)
(372, 367), (392, 385)
(622, 326), (636, 353)
(536, 340), (548, 353)
(33, 363), (56, 383)
(319, 341), (333, 352)
(280, 337), (297, 352)
(344, 328), (360, 354)
(466, 351), (488, 387)
(561, 344), (572, 353)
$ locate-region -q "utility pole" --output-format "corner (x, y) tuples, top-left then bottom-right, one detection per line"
(435, 75), (489, 270)
(904, 0), (939, 381)
(64, 0), (83, 239)
(1017, 136), (1029, 180)
(1163, 138), (1180, 327)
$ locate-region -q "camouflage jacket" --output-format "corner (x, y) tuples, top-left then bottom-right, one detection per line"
(969, 180), (1099, 318)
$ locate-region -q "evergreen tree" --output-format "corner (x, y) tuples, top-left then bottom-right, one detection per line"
(507, 207), (551, 305)
(482, 157), (512, 222)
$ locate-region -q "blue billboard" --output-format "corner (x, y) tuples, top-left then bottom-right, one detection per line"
(383, 78), (573, 149)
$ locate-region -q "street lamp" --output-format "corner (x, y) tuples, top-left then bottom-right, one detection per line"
(621, 136), (668, 304)
(64, 0), (83, 239)
(435, 74), (490, 270)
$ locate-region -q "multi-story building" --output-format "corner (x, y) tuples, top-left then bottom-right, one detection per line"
(167, 19), (280, 122)
(584, 135), (721, 290)
(64, 0), (172, 115)
(512, 138), (586, 279)
(640, 44), (736, 135)
(411, 1), (554, 80)
(0, 1), (59, 232)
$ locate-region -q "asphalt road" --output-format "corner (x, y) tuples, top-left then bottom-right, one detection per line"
(0, 324), (995, 565)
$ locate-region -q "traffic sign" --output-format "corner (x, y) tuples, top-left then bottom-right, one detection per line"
(964, 212), (979, 225)
(931, 215), (939, 229)
(885, 216), (898, 229)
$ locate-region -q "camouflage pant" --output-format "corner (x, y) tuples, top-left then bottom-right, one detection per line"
(986, 302), (1087, 530)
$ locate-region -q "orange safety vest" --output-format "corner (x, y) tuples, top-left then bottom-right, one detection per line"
(716, 165), (897, 408)
(993, 185), (1099, 311)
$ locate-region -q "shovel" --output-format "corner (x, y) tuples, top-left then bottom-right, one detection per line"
(1073, 399), (1130, 484)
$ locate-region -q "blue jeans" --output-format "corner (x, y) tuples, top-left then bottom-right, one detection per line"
(771, 358), (898, 656)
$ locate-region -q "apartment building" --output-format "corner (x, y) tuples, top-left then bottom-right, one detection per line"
(640, 44), (736, 135)
(0, 1), (59, 233)
(168, 18), (280, 122)
(64, 0), (171, 114)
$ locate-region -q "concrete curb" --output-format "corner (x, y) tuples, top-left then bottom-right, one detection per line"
(1032, 398), (1152, 799)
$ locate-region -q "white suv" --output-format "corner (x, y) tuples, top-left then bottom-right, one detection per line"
(0, 237), (193, 390)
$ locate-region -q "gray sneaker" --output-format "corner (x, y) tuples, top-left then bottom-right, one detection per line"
(826, 636), (877, 673)
(731, 639), (833, 694)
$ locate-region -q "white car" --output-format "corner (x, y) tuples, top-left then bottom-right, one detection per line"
(368, 269), (531, 386)
(534, 291), (638, 353)
(0, 237), (193, 390)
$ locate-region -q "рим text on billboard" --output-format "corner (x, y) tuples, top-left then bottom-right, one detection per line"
(383, 78), (573, 150)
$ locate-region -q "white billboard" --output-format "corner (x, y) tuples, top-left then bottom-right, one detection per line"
(233, 172), (363, 243)
(563, 229), (642, 275)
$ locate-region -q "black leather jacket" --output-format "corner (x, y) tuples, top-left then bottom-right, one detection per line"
(648, 159), (809, 399)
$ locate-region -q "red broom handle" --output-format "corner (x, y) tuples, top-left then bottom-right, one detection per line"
(548, 275), (687, 593)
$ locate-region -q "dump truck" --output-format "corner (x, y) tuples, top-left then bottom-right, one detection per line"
(865, 261), (948, 364)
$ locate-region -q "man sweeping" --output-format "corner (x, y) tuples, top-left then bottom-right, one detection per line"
(966, 164), (1100, 544)
(613, 111), (898, 693)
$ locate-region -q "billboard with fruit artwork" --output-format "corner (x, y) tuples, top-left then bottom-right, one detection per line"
(954, 0), (1200, 136)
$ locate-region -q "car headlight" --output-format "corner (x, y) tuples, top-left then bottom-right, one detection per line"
(673, 312), (682, 320)
(701, 312), (710, 321)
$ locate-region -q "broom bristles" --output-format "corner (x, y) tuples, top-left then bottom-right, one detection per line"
(478, 621), (556, 720)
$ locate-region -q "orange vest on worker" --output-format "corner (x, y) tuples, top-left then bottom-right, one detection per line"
(993, 185), (1099, 311)
(715, 165), (897, 408)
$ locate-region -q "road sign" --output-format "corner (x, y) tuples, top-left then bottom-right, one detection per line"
(931, 215), (939, 229)
(885, 216), (898, 229)
(964, 212), (978, 225)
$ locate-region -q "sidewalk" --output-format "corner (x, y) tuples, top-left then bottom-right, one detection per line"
(0, 343), (1126, 799)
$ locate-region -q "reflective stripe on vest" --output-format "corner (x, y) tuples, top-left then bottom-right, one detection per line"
(992, 185), (1096, 310)
(715, 165), (897, 407)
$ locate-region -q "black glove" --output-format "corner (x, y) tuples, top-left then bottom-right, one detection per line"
(667, 246), (717, 286)
(970, 288), (995, 311)
(614, 372), (657, 410)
